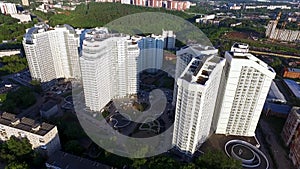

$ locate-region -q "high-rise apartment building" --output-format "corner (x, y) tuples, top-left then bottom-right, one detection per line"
(80, 29), (165, 112)
(172, 55), (225, 156)
(134, 35), (164, 73)
(162, 30), (176, 50)
(215, 45), (276, 136)
(80, 30), (140, 111)
(172, 45), (218, 105)
(23, 24), (80, 82)
(172, 43), (275, 156)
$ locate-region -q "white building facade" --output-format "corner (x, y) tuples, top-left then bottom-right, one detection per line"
(162, 30), (176, 50)
(80, 29), (165, 112)
(135, 35), (164, 73)
(0, 2), (17, 14)
(0, 112), (61, 156)
(80, 30), (140, 111)
(172, 55), (225, 156)
(23, 24), (80, 82)
(215, 51), (276, 136)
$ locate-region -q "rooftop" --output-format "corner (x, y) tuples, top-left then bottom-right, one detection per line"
(267, 81), (287, 103)
(181, 55), (223, 85)
(263, 102), (292, 115)
(227, 51), (270, 69)
(0, 112), (55, 136)
(284, 79), (300, 99)
(287, 67), (300, 73)
(24, 23), (77, 44)
(41, 100), (58, 112)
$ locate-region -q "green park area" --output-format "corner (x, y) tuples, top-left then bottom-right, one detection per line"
(0, 14), (35, 43)
(35, 2), (190, 28)
(0, 55), (28, 76)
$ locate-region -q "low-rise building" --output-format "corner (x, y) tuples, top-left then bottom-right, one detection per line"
(0, 112), (61, 156)
(0, 2), (17, 14)
(283, 79), (300, 99)
(263, 102), (291, 118)
(282, 107), (300, 169)
(40, 100), (59, 118)
(10, 13), (32, 23)
(283, 67), (300, 79)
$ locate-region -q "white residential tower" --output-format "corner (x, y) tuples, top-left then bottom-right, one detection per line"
(172, 55), (225, 156)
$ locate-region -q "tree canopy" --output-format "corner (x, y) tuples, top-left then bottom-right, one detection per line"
(0, 136), (32, 166)
(0, 55), (28, 76)
(0, 14), (34, 42)
(39, 2), (191, 28)
(0, 136), (45, 169)
(194, 151), (242, 169)
(1, 86), (36, 112)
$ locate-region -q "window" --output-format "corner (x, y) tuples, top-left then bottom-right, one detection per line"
(39, 138), (45, 143)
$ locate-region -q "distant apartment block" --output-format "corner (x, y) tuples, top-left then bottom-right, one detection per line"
(118, 0), (191, 11)
(216, 44), (276, 136)
(23, 24), (81, 82)
(229, 3), (242, 10)
(162, 30), (176, 50)
(0, 112), (61, 156)
(131, 35), (164, 73)
(172, 55), (225, 156)
(22, 0), (29, 6)
(267, 5), (291, 10)
(266, 20), (300, 42)
(0, 2), (17, 14)
(281, 107), (300, 169)
(95, 0), (119, 2)
(283, 67), (300, 79)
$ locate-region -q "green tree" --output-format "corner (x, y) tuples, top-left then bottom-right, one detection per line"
(1, 86), (36, 112)
(30, 80), (43, 94)
(5, 136), (32, 158)
(0, 136), (33, 163)
(64, 140), (85, 155)
(180, 163), (196, 169)
(0, 55), (28, 76)
(195, 151), (242, 169)
(132, 158), (147, 169)
(5, 162), (29, 169)
(146, 156), (180, 169)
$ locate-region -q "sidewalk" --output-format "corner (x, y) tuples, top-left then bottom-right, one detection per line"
(259, 118), (294, 169)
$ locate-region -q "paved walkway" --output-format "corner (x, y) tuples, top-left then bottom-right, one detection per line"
(259, 119), (294, 169)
